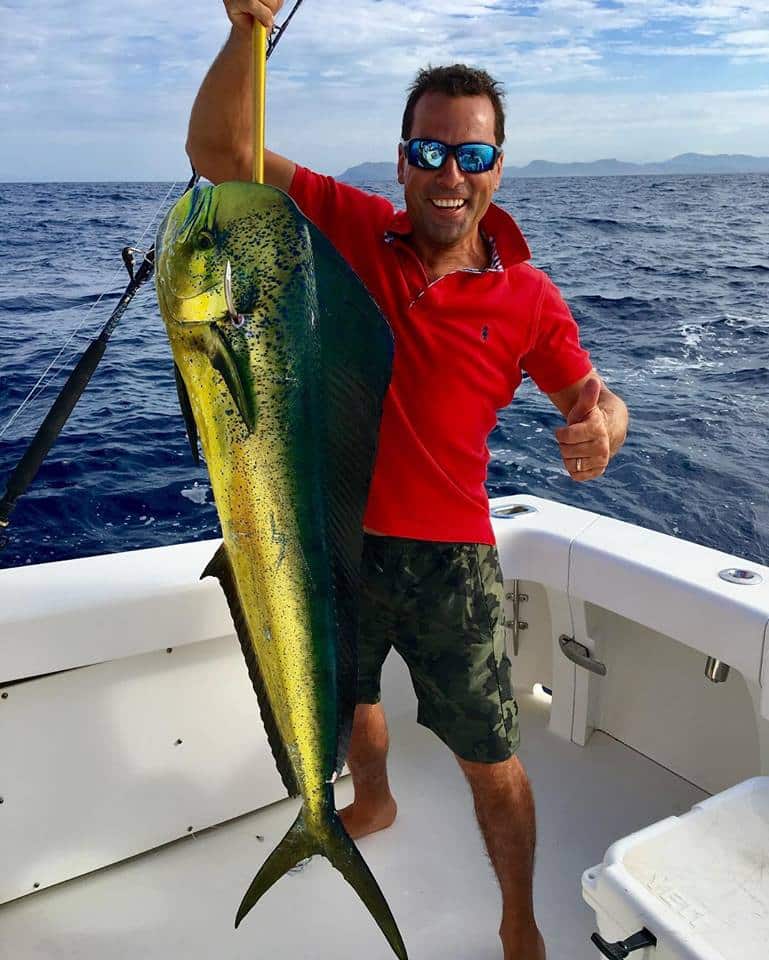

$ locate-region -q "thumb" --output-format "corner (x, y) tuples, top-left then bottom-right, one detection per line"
(567, 377), (601, 425)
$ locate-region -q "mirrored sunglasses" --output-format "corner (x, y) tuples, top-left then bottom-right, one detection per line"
(401, 138), (502, 174)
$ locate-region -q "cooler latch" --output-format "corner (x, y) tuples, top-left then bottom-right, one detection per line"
(591, 927), (657, 959)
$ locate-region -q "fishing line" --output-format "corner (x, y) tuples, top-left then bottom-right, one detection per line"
(2, 0), (305, 442)
(0, 169), (199, 536)
(268, 0), (306, 58)
(0, 0), (307, 540)
(0, 179), (182, 441)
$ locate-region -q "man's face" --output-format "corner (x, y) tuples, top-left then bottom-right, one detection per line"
(397, 92), (503, 250)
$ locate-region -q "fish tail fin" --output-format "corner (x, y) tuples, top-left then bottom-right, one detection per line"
(234, 807), (311, 928)
(235, 805), (408, 960)
(323, 812), (409, 960)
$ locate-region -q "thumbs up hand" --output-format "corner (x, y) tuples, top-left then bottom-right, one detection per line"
(554, 377), (611, 482)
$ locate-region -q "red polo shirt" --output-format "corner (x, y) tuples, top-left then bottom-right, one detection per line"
(289, 165), (592, 544)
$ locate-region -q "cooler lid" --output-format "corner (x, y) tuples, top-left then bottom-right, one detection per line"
(589, 777), (769, 960)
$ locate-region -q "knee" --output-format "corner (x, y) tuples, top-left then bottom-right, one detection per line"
(456, 753), (530, 800)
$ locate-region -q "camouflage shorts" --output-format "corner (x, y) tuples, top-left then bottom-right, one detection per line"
(358, 535), (520, 763)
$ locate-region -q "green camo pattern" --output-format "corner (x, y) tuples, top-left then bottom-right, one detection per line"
(358, 536), (520, 763)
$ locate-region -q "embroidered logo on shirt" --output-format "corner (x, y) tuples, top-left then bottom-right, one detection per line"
(481, 325), (489, 341)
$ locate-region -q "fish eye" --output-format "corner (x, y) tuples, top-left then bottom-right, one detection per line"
(197, 230), (215, 251)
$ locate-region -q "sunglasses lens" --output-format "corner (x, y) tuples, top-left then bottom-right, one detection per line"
(456, 144), (496, 173)
(411, 140), (448, 169)
(406, 140), (498, 173)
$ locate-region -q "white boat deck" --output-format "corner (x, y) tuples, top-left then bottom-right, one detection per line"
(4, 496), (766, 958)
(0, 691), (705, 960)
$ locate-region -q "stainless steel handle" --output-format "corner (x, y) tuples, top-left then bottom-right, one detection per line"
(559, 635), (607, 677)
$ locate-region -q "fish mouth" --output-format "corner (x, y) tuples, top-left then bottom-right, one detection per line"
(168, 279), (221, 301)
(164, 261), (244, 327)
(164, 292), (228, 327)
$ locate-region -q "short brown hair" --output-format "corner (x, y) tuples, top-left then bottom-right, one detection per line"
(401, 64), (506, 146)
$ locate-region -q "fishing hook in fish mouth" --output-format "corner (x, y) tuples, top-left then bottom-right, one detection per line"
(224, 260), (246, 327)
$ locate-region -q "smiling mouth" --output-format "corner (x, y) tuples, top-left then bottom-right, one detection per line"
(430, 198), (467, 209)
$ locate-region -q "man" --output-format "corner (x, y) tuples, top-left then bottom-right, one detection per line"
(187, 4), (628, 958)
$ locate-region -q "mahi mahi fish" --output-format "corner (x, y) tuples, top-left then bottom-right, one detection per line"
(154, 181), (406, 959)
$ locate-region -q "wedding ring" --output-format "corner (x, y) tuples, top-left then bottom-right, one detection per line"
(576, 458), (583, 473)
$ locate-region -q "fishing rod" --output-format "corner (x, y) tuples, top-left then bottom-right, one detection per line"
(0, 169), (198, 540)
(0, 0), (306, 549)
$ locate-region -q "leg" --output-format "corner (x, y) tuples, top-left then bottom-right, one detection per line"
(398, 540), (541, 954)
(457, 753), (546, 960)
(340, 534), (400, 839)
(337, 702), (398, 840)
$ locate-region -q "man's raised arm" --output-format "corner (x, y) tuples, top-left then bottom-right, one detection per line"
(186, 0), (296, 190)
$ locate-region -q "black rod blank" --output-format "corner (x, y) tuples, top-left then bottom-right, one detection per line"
(0, 171), (196, 538)
(0, 6), (304, 546)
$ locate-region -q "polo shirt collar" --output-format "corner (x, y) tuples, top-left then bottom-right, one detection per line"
(384, 201), (531, 268)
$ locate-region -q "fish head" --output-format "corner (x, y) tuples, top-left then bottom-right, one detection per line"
(155, 181), (315, 435)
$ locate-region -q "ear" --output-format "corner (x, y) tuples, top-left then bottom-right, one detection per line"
(397, 143), (406, 184)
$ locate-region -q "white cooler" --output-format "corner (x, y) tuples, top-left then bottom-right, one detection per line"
(582, 777), (769, 960)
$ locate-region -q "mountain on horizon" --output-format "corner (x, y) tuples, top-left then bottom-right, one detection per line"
(338, 152), (769, 182)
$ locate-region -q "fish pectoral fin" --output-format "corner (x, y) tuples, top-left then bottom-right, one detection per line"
(208, 326), (257, 433)
(201, 545), (299, 799)
(173, 363), (200, 465)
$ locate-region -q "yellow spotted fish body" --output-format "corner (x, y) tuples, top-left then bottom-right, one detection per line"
(155, 181), (405, 959)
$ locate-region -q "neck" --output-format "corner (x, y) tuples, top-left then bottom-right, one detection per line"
(410, 229), (489, 282)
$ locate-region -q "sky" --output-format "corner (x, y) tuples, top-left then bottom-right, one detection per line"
(1, 0), (769, 180)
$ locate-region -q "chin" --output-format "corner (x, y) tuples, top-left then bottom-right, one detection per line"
(425, 220), (470, 246)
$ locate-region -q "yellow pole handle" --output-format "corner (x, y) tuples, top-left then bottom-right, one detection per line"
(252, 23), (267, 184)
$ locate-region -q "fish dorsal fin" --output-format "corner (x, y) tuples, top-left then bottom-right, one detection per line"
(173, 363), (200, 465)
(303, 219), (394, 775)
(201, 544), (300, 798)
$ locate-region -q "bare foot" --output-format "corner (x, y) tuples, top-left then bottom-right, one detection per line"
(337, 796), (397, 840)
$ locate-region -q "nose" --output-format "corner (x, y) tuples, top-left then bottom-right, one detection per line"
(435, 154), (465, 189)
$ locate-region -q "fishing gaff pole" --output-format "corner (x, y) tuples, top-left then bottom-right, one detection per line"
(252, 19), (267, 184)
(0, 1), (305, 547)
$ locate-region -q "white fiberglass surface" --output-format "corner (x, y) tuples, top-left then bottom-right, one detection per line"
(0, 693), (704, 960)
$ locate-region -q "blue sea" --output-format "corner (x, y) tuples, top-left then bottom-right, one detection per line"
(0, 175), (767, 570)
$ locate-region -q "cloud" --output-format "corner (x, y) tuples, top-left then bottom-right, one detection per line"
(1, 0), (768, 179)
(498, 85), (769, 163)
(265, 84), (769, 173)
(724, 28), (769, 44)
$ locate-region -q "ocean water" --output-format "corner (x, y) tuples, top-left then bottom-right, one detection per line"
(0, 175), (767, 570)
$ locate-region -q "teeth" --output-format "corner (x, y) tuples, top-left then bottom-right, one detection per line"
(224, 260), (237, 320)
(432, 199), (465, 208)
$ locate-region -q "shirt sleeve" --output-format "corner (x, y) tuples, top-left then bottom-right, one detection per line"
(521, 273), (593, 393)
(288, 164), (394, 273)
